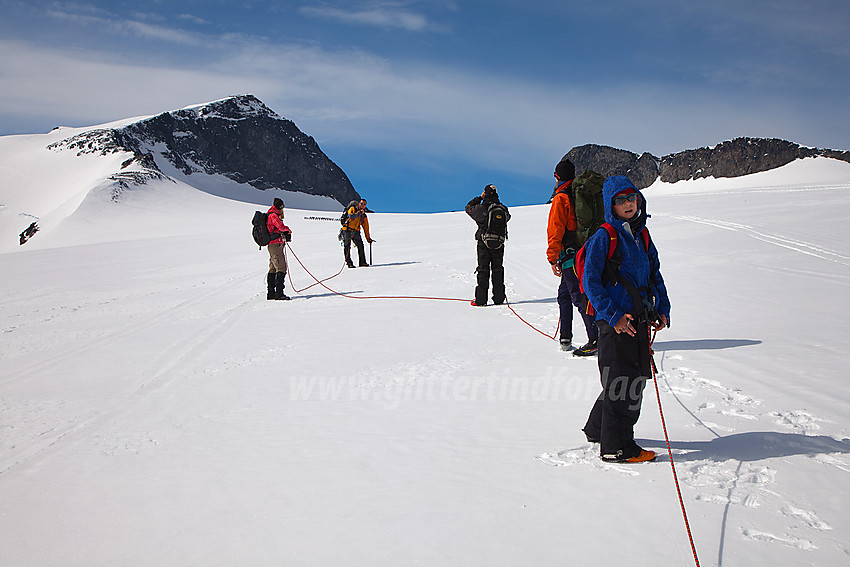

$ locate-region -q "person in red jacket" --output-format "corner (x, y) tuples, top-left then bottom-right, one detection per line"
(266, 198), (292, 300)
(546, 159), (599, 355)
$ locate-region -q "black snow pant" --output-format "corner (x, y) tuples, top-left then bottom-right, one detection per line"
(475, 241), (505, 305)
(558, 268), (599, 344)
(342, 229), (367, 266)
(583, 319), (652, 459)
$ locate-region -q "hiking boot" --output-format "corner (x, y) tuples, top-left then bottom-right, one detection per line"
(346, 261), (356, 268)
(559, 339), (573, 352)
(470, 300), (486, 306)
(601, 449), (656, 463)
(274, 272), (288, 300)
(266, 273), (276, 300)
(275, 294), (292, 301)
(572, 340), (598, 357)
(359, 262), (370, 267)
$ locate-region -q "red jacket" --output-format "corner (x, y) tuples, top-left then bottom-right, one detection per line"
(267, 206), (291, 244)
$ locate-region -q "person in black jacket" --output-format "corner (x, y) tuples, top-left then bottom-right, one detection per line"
(465, 184), (511, 306)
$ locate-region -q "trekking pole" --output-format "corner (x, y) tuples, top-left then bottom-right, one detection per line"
(369, 241), (373, 265)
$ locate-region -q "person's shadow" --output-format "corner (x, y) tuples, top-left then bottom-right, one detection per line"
(653, 339), (761, 351)
(640, 431), (850, 462)
(640, 431), (850, 566)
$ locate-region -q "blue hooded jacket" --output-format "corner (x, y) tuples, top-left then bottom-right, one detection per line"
(581, 175), (671, 327)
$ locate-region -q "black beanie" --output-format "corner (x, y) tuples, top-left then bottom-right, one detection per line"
(273, 197), (284, 209)
(483, 184), (497, 197)
(555, 159), (575, 181)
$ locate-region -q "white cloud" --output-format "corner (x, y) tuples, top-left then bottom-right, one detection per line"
(0, 39), (269, 127)
(299, 4), (430, 31)
(45, 9), (211, 46)
(178, 13), (212, 26)
(0, 27), (842, 180)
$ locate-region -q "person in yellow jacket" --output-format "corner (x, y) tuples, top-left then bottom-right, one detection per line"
(341, 198), (374, 267)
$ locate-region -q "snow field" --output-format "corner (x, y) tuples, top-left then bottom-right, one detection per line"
(2, 158), (850, 565)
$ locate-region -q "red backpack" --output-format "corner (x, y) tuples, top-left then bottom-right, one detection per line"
(573, 223), (651, 316)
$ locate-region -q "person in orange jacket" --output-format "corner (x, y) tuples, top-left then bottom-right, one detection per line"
(546, 159), (599, 355)
(341, 198), (374, 267)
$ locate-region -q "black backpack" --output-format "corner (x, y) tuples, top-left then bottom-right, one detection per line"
(481, 203), (509, 249)
(252, 211), (272, 248)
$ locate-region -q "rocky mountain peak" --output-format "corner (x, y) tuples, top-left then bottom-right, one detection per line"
(50, 95), (360, 206)
(173, 94), (281, 122)
(563, 137), (850, 189)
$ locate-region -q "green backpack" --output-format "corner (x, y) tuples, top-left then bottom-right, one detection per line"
(572, 170), (605, 246)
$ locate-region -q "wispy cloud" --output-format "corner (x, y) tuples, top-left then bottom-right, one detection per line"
(0, 31), (812, 176)
(46, 9), (209, 46)
(299, 3), (430, 32)
(178, 13), (211, 26)
(2, 1), (847, 176)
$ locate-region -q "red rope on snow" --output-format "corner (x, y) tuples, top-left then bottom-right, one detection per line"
(504, 298), (560, 341)
(649, 326), (701, 567)
(283, 244), (700, 565)
(284, 245), (469, 303)
(285, 245), (561, 338)
(285, 252), (346, 293)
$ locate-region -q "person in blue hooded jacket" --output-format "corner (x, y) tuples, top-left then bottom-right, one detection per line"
(580, 175), (670, 463)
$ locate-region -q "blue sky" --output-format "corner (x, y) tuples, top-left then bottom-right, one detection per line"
(1, 1), (848, 212)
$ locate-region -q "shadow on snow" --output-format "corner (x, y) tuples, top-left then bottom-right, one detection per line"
(641, 431), (850, 462)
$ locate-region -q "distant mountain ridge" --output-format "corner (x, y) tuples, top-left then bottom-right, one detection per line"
(564, 138), (850, 189)
(49, 94), (360, 205)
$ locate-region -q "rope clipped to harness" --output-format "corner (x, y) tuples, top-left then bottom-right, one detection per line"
(649, 326), (701, 567)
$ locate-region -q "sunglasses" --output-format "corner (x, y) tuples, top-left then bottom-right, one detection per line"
(613, 193), (639, 206)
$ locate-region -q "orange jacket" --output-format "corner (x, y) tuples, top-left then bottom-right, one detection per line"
(546, 180), (577, 264)
(343, 204), (372, 241)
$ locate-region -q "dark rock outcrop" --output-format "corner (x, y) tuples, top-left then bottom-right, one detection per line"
(660, 138), (850, 182)
(563, 145), (659, 189)
(49, 95), (359, 205)
(563, 137), (850, 188)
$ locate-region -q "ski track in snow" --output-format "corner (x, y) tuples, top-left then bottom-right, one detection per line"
(671, 214), (850, 268)
(0, 270), (257, 476)
(538, 346), (849, 556)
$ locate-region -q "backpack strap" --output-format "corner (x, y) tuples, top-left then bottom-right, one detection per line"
(638, 226), (650, 250)
(601, 223), (618, 260)
(612, 225), (661, 324)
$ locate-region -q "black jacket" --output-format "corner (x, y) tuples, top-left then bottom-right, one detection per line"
(465, 195), (511, 241)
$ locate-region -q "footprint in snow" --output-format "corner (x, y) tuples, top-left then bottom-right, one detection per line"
(741, 528), (817, 551)
(537, 446), (641, 476)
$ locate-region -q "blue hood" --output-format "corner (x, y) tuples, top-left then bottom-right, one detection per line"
(602, 175), (647, 236)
